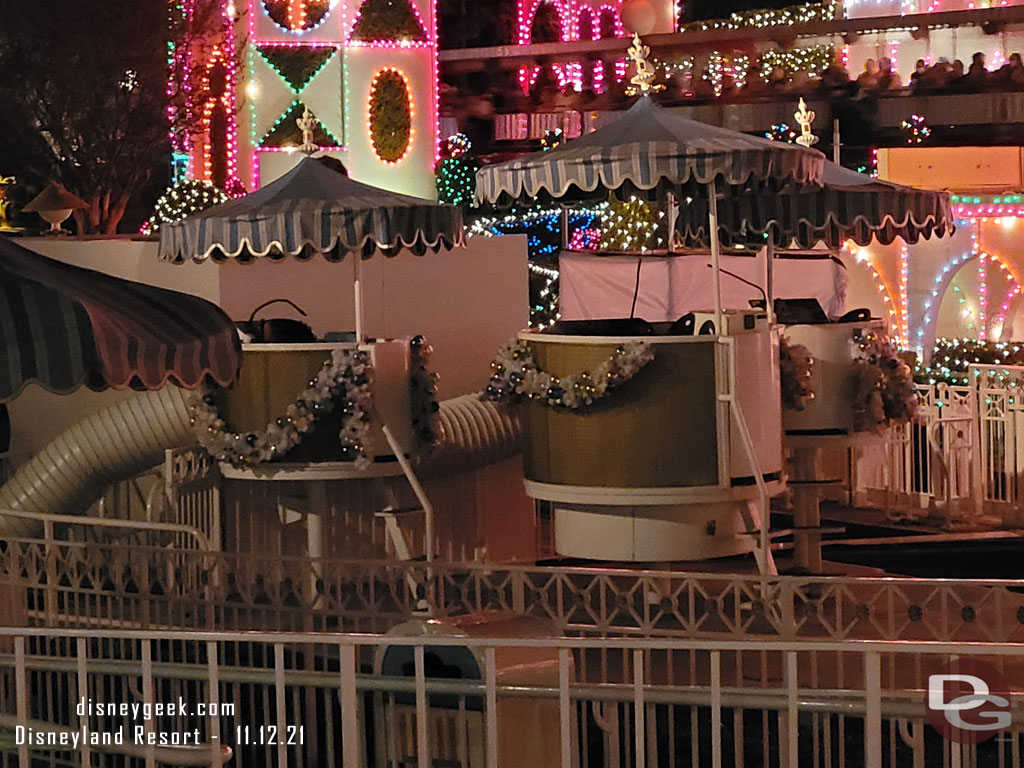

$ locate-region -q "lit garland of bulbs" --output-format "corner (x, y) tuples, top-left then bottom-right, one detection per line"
(766, 123), (798, 143)
(434, 133), (476, 206)
(600, 196), (664, 252)
(541, 128), (565, 151)
(916, 338), (1024, 386)
(675, 0), (835, 33)
(900, 114), (931, 144)
(951, 195), (1024, 219)
(140, 179), (229, 235)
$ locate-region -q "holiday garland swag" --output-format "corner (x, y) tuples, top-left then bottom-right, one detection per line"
(189, 338), (444, 467)
(483, 340), (655, 409)
(189, 348), (375, 468)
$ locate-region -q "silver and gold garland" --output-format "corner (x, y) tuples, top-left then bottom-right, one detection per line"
(409, 335), (443, 448)
(188, 348), (374, 468)
(483, 340), (655, 409)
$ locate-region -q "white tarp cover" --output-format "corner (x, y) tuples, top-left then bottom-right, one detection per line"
(559, 251), (848, 322)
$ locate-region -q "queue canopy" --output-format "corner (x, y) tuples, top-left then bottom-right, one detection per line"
(676, 160), (955, 249)
(159, 156), (465, 263)
(0, 235), (240, 402)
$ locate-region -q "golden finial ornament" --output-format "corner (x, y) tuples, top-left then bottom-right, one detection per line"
(794, 98), (819, 148)
(297, 107), (318, 154)
(0, 176), (15, 231)
(625, 33), (665, 96)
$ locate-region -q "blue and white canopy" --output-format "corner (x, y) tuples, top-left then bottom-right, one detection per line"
(159, 157), (464, 263)
(476, 96), (826, 207)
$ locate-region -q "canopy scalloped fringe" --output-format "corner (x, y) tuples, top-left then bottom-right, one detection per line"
(159, 214), (463, 263)
(677, 170), (956, 249)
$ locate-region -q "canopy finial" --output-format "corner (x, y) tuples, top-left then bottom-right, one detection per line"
(625, 33), (665, 97)
(794, 98), (819, 148)
(297, 107), (318, 154)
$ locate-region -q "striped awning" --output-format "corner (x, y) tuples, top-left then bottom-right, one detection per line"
(159, 157), (465, 263)
(476, 96), (826, 207)
(0, 236), (240, 402)
(676, 161), (955, 249)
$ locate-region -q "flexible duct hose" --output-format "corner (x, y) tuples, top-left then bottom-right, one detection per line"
(0, 387), (195, 537)
(421, 394), (523, 477)
(0, 389), (522, 537)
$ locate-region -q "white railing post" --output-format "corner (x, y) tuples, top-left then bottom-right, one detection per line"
(414, 644), (430, 768)
(785, 651), (799, 768)
(274, 643), (288, 768)
(339, 642), (360, 768)
(485, 647), (499, 768)
(15, 634), (27, 768)
(865, 651), (882, 768)
(559, 648), (572, 768)
(633, 648), (645, 767)
(141, 639), (156, 768)
(711, 651), (722, 768)
(77, 636), (92, 767)
(206, 640), (222, 767)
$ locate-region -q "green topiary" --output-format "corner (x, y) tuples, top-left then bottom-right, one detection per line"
(350, 0), (427, 42)
(369, 70), (412, 163)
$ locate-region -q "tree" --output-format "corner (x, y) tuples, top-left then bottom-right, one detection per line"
(0, 0), (229, 233)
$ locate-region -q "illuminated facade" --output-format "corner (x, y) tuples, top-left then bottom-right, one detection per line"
(182, 0), (439, 199)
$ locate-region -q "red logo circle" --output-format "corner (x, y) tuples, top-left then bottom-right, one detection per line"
(926, 658), (1012, 744)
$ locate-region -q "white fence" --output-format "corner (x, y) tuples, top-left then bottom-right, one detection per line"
(855, 365), (1024, 526)
(0, 626), (1022, 768)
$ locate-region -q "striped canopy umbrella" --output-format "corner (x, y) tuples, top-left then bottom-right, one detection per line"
(159, 156), (464, 263)
(676, 160), (955, 249)
(0, 235), (240, 402)
(475, 96), (826, 208)
(476, 93), (826, 331)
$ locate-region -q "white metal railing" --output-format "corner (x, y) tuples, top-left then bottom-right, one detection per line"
(854, 366), (1024, 525)
(9, 536), (1024, 645)
(1, 626), (1023, 768)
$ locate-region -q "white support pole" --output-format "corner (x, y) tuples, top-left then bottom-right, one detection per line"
(708, 179), (723, 334)
(833, 118), (841, 165)
(766, 238), (775, 324)
(667, 191), (678, 254)
(354, 257), (365, 342)
(382, 424), (434, 563)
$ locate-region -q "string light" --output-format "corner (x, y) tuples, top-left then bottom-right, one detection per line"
(675, 0), (835, 34)
(951, 194), (1024, 219)
(765, 123), (798, 142)
(140, 178), (229, 235)
(917, 338), (1024, 386)
(900, 114), (931, 144)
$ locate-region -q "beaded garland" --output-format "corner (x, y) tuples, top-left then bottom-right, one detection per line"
(188, 348), (374, 468)
(483, 340), (655, 409)
(409, 335), (443, 448)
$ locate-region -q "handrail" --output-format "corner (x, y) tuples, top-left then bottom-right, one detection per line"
(1, 624), (1023, 654)
(0, 507), (212, 553)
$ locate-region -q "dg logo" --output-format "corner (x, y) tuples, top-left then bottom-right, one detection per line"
(926, 658), (1013, 744)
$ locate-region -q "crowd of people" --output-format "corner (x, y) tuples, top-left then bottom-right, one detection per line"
(440, 50), (1024, 153)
